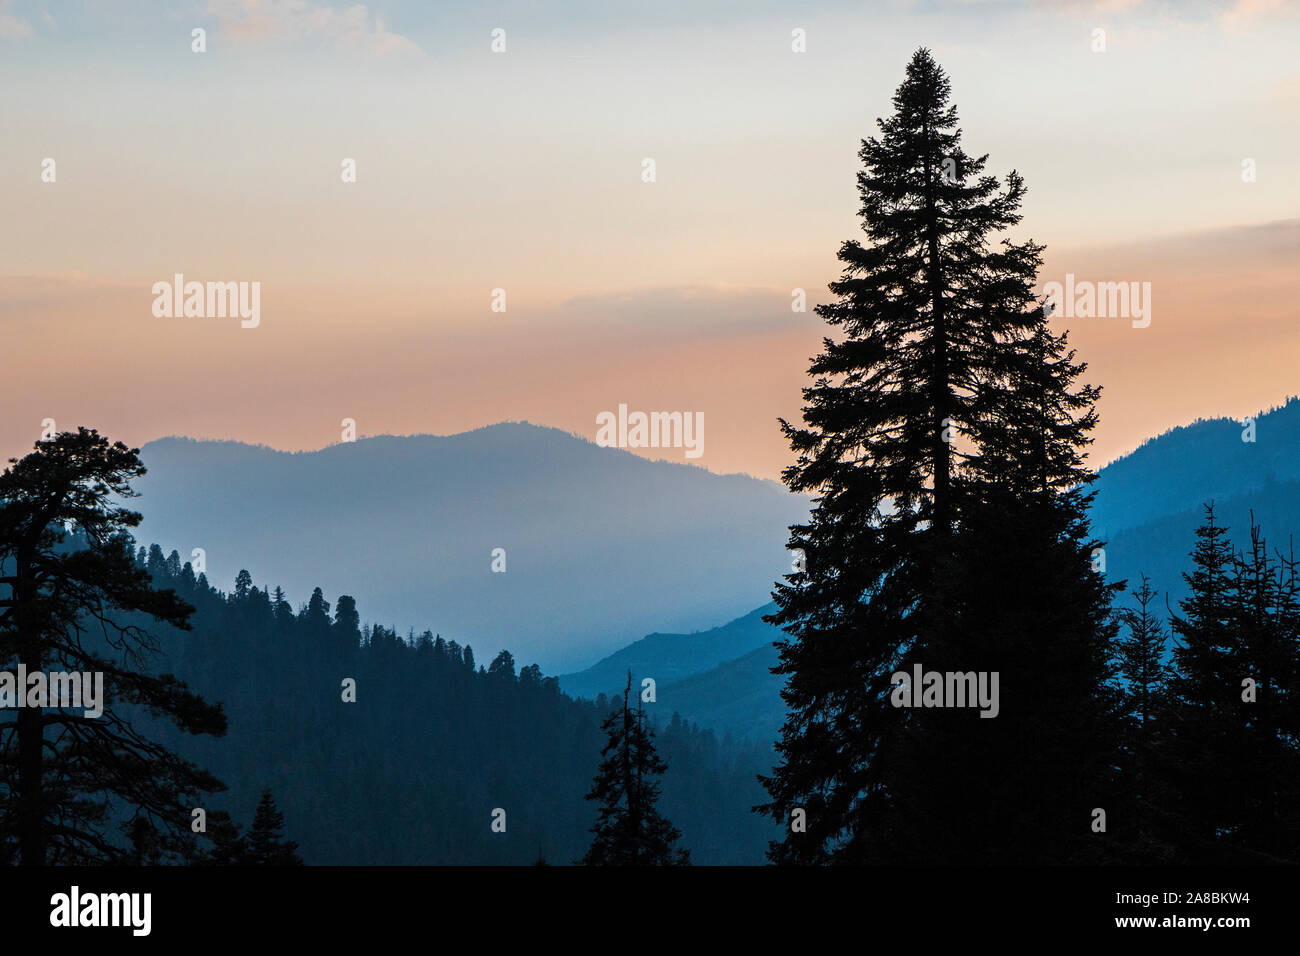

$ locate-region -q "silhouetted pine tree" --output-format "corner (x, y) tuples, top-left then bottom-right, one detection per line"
(302, 587), (331, 635)
(581, 674), (690, 865)
(179, 560), (198, 593)
(0, 429), (227, 865)
(271, 586), (295, 629)
(1114, 576), (1175, 859)
(332, 595), (361, 652)
(489, 650), (516, 680)
(147, 544), (168, 581)
(247, 787), (302, 866)
(1218, 519), (1300, 859)
(194, 810), (248, 866)
(761, 48), (1120, 863)
(1166, 505), (1237, 858)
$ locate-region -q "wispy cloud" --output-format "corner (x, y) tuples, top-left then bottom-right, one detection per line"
(1220, 0), (1294, 32)
(0, 0), (33, 39)
(206, 0), (421, 57)
(958, 0), (1294, 25)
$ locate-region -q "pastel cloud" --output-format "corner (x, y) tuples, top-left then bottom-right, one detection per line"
(0, 0), (32, 40)
(1221, 0), (1290, 31)
(206, 0), (421, 57)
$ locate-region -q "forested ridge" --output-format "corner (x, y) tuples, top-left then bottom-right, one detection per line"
(123, 543), (777, 865)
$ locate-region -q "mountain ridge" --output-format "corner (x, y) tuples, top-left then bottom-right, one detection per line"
(558, 603), (781, 702)
(132, 422), (808, 673)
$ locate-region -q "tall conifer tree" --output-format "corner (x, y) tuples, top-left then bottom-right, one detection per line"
(761, 49), (1119, 863)
(1166, 505), (1236, 858)
(581, 673), (689, 865)
(1225, 523), (1300, 859)
(0, 429), (227, 865)
(1114, 576), (1175, 859)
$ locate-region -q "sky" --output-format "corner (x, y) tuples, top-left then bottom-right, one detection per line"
(2, 0), (1298, 480)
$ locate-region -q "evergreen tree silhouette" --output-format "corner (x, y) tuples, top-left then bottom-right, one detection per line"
(581, 673), (690, 865)
(1166, 505), (1237, 858)
(179, 560), (198, 593)
(271, 586), (295, 629)
(1114, 576), (1176, 859)
(0, 428), (227, 865)
(489, 650), (516, 681)
(1223, 520), (1300, 859)
(760, 48), (1120, 863)
(247, 787), (302, 865)
(1167, 513), (1300, 862)
(194, 810), (248, 866)
(302, 587), (331, 635)
(332, 594), (361, 650)
(147, 544), (168, 581)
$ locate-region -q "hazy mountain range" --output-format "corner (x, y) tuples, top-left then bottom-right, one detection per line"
(1092, 397), (1300, 617)
(133, 422), (808, 674)
(132, 399), (1300, 744)
(558, 604), (778, 701)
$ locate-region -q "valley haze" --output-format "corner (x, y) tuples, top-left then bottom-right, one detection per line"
(128, 397), (1300, 686)
(132, 422), (809, 674)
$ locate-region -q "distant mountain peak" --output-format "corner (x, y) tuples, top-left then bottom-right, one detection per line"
(133, 427), (806, 673)
(1090, 396), (1300, 538)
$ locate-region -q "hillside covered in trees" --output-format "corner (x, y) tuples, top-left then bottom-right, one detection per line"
(124, 543), (777, 865)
